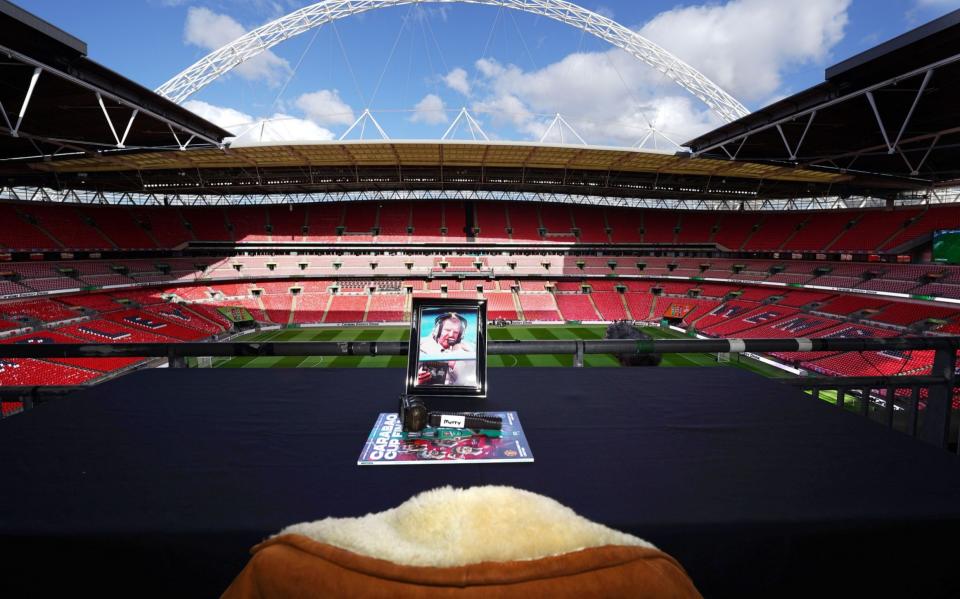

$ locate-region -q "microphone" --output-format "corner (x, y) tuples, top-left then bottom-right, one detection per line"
(399, 395), (502, 432)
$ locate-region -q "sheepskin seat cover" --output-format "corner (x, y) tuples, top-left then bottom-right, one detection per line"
(223, 486), (701, 598)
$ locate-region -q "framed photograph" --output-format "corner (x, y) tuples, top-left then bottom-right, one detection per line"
(406, 298), (487, 398)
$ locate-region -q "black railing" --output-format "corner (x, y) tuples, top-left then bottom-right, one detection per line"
(1, 336), (957, 451)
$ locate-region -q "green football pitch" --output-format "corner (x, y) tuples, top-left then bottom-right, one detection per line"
(207, 324), (794, 380)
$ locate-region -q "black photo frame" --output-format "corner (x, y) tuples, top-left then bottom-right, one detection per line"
(406, 297), (487, 398)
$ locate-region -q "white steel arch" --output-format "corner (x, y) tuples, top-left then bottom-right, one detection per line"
(155, 0), (749, 123)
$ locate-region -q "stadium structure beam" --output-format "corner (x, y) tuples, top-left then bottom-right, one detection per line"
(0, 185), (942, 210)
(0, 43), (224, 151)
(154, 0), (749, 124)
(690, 53), (960, 181)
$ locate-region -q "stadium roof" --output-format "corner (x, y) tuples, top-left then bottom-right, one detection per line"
(0, 0), (230, 164)
(685, 9), (960, 187)
(5, 140), (906, 201)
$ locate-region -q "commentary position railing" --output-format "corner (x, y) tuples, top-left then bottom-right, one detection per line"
(0, 336), (957, 451)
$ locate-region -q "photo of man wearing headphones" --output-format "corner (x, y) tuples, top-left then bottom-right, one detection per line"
(417, 310), (478, 387)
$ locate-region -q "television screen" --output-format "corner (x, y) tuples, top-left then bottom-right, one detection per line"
(406, 298), (487, 398)
(933, 230), (960, 264)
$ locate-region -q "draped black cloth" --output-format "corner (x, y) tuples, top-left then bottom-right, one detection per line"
(2, 367), (959, 598)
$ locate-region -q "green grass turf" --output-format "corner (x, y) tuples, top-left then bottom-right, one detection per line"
(211, 324), (793, 380)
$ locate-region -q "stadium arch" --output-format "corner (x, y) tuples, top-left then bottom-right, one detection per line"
(155, 0), (749, 123)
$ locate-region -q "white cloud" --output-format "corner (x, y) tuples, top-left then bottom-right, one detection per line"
(184, 7), (291, 86)
(231, 114), (337, 145)
(183, 100), (336, 145)
(182, 99), (255, 134)
(294, 89), (356, 126)
(640, 0), (850, 102)
(458, 0), (849, 146)
(410, 94), (448, 125)
(443, 68), (471, 96)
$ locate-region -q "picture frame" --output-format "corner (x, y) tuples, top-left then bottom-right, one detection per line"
(406, 297), (487, 398)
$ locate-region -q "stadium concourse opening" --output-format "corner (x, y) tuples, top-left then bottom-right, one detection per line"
(2, 2), (960, 598)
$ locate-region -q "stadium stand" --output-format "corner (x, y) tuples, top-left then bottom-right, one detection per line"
(22, 205), (113, 249)
(0, 204), (58, 249)
(376, 202), (410, 243)
(228, 207), (270, 242)
(882, 205), (960, 250)
(134, 207), (193, 247)
(507, 204), (541, 241)
(83, 207), (157, 249)
(554, 294), (600, 321)
(675, 212), (717, 244)
(607, 207), (643, 243)
(746, 213), (806, 250)
(816, 295), (890, 316)
(305, 204), (341, 242)
(260, 295), (293, 325)
(324, 294), (369, 323)
(181, 207), (231, 241)
(642, 211), (677, 244)
(518, 293), (561, 321)
(571, 205), (609, 243)
(0, 299), (78, 323)
(785, 211), (854, 251)
(267, 205), (307, 242)
(342, 203), (377, 241)
(366, 294), (405, 322)
(0, 358), (100, 386)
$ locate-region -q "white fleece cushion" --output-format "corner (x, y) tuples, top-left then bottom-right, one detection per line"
(277, 485), (655, 567)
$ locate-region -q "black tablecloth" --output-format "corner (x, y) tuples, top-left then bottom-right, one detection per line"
(2, 367), (960, 598)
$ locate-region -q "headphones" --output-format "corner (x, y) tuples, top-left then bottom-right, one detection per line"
(432, 312), (468, 344)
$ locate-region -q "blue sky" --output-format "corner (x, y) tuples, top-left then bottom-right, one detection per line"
(16, 0), (960, 146)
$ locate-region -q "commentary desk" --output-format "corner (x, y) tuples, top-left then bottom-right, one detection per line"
(2, 367), (960, 598)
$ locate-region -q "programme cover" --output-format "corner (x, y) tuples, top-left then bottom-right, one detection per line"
(357, 411), (534, 465)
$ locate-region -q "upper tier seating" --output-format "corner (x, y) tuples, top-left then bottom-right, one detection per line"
(411, 202), (445, 243)
(785, 211), (856, 251)
(377, 202), (410, 243)
(181, 207), (231, 241)
(21, 205), (113, 249)
(747, 213), (806, 251)
(133, 208), (193, 247)
(831, 209), (920, 252)
(0, 205), (58, 249)
(675, 212), (717, 244)
(642, 211), (677, 244)
(571, 205), (609, 243)
(228, 207), (270, 242)
(305, 205), (341, 242)
(508, 204), (541, 242)
(268, 205), (308, 242)
(0, 202), (955, 255)
(882, 205), (960, 250)
(82, 207), (157, 249)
